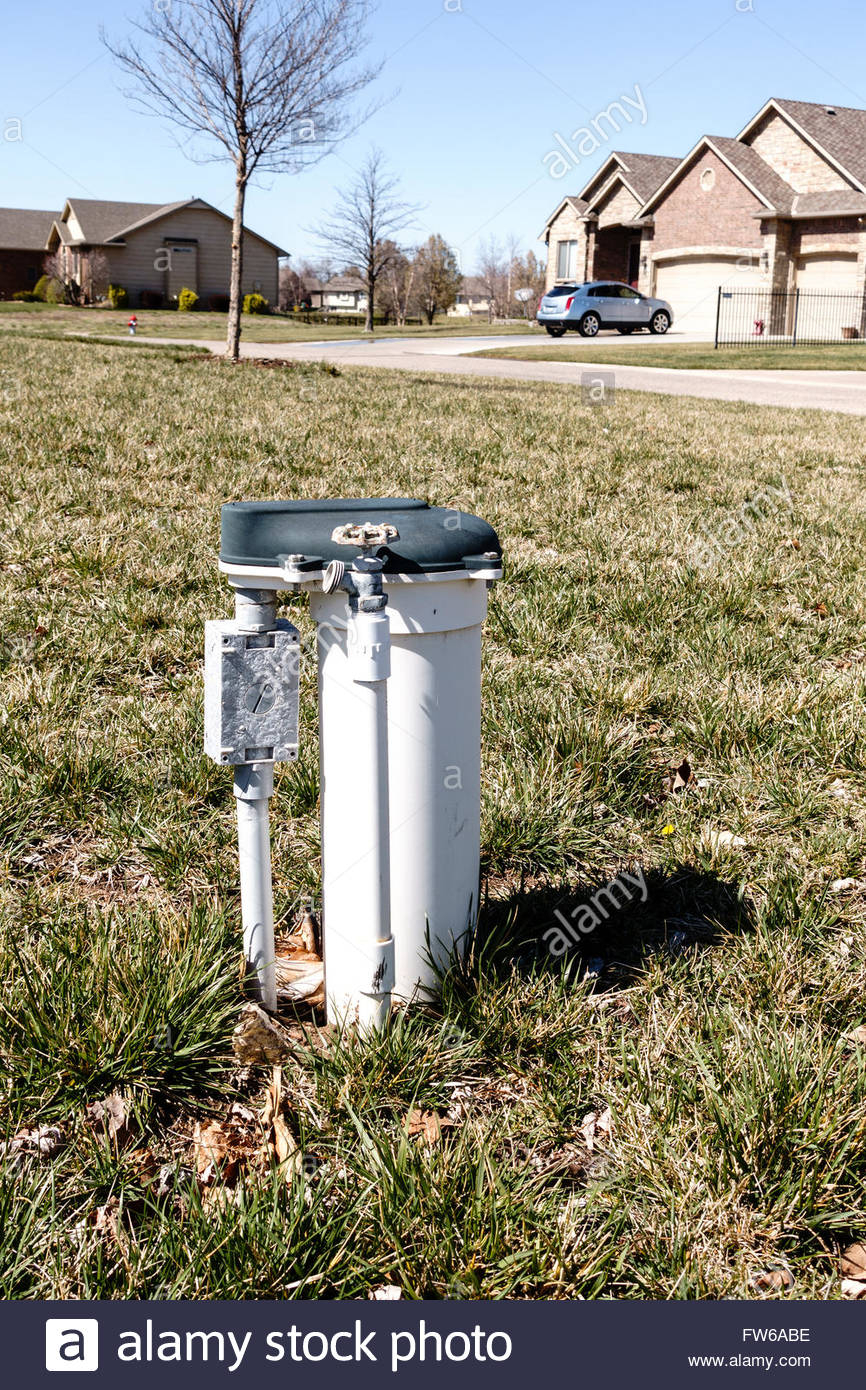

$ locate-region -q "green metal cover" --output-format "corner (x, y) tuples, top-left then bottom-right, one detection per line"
(220, 498), (501, 575)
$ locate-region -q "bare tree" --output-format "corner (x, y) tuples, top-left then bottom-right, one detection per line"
(381, 241), (414, 326)
(476, 237), (508, 322)
(311, 149), (419, 332)
(105, 0), (379, 361)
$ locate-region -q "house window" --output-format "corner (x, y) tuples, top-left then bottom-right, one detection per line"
(700, 167), (715, 192)
(556, 239), (579, 280)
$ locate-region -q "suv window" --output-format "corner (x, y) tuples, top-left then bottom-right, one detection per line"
(547, 284), (579, 297)
(586, 285), (607, 297)
(616, 286), (640, 299)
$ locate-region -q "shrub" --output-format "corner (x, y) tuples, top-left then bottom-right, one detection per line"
(108, 284), (129, 309)
(208, 293), (230, 312)
(11, 290), (38, 302)
(177, 287), (199, 312)
(243, 293), (269, 315)
(139, 289), (163, 309)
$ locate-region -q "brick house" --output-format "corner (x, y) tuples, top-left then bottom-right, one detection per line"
(0, 196), (285, 305)
(541, 98), (866, 334)
(0, 208), (57, 299)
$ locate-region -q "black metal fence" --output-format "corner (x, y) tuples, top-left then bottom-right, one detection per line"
(714, 287), (866, 347)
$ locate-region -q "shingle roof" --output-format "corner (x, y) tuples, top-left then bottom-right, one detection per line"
(63, 198), (189, 244)
(789, 189), (866, 216)
(707, 136), (797, 210)
(0, 207), (56, 251)
(608, 152), (682, 201)
(769, 99), (866, 188)
(324, 274), (366, 291)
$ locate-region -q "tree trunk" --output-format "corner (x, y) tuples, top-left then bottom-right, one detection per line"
(365, 271), (374, 333)
(226, 167), (246, 362)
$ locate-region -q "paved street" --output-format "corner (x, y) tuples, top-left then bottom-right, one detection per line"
(153, 332), (866, 415)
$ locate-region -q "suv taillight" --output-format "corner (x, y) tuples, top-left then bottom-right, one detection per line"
(564, 296), (574, 311)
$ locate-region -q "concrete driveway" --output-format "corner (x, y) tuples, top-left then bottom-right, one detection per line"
(166, 332), (866, 414)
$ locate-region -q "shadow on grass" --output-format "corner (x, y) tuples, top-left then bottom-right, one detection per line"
(472, 862), (752, 989)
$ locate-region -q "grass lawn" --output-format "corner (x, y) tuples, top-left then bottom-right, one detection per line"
(1, 335), (866, 1300)
(0, 301), (539, 343)
(473, 340), (866, 370)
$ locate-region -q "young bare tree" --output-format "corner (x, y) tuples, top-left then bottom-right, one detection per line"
(105, 0), (379, 361)
(380, 241), (414, 326)
(311, 149), (419, 332)
(476, 237), (508, 322)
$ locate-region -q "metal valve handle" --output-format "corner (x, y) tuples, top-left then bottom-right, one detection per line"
(331, 521), (399, 548)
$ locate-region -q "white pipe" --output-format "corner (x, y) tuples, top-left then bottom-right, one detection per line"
(322, 605), (394, 1029)
(232, 586), (278, 1012)
(233, 762), (277, 1013)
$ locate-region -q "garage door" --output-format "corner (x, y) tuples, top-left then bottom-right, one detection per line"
(654, 256), (765, 336)
(796, 252), (858, 292)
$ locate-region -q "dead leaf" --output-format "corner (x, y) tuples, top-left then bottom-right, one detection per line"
(405, 1108), (456, 1145)
(841, 1243), (866, 1279)
(845, 1026), (866, 1046)
(369, 1285), (402, 1300)
(841, 1279), (866, 1299)
(784, 537), (801, 551)
(580, 1108), (612, 1151)
(232, 1002), (292, 1065)
(93, 1198), (121, 1243)
(811, 601), (830, 619)
(260, 1066), (301, 1179)
(193, 1120), (238, 1186)
(0, 1125), (63, 1161)
(830, 878), (861, 893)
(85, 1093), (134, 1148)
(665, 756), (694, 796)
(750, 1265), (794, 1293)
(703, 828), (747, 852)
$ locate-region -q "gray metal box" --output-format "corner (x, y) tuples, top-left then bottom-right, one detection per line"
(204, 619), (300, 764)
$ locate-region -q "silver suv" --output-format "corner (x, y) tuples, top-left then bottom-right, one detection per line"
(536, 281), (673, 337)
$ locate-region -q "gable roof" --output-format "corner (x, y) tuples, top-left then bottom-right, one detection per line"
(640, 134), (796, 214)
(580, 151), (681, 205)
(539, 195), (590, 237)
(55, 197), (287, 254)
(0, 207), (57, 251)
(707, 136), (796, 210)
(739, 98), (866, 190)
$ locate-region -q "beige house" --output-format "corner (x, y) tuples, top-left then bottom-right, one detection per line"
(541, 98), (866, 334)
(447, 277), (493, 317)
(43, 196), (285, 306)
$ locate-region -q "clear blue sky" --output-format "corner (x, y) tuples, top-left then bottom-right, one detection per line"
(3, 0), (865, 273)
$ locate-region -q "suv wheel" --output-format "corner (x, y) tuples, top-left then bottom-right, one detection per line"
(650, 310), (671, 335)
(545, 323), (566, 338)
(578, 312), (600, 338)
